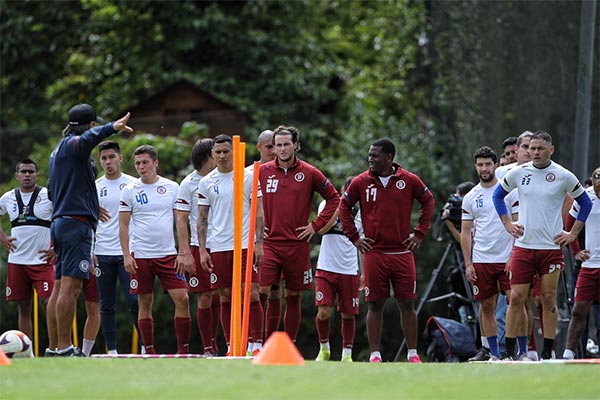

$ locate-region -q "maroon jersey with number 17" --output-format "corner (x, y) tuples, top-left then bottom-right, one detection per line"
(259, 158), (340, 244)
(340, 163), (435, 253)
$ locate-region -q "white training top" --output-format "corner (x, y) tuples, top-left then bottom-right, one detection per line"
(495, 162), (517, 180)
(316, 200), (363, 275)
(197, 168), (261, 252)
(569, 186), (600, 269)
(0, 187), (52, 264)
(500, 161), (586, 249)
(119, 176), (179, 258)
(95, 173), (137, 255)
(174, 170), (208, 247)
(462, 182), (513, 263)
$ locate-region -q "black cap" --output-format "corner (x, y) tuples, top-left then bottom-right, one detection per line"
(68, 103), (103, 126)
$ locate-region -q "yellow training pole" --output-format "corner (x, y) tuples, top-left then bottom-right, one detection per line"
(72, 313), (79, 348)
(33, 290), (39, 357)
(241, 162), (259, 354)
(131, 325), (139, 354)
(231, 136), (244, 356)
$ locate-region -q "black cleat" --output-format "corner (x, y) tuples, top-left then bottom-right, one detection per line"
(468, 347), (491, 362)
(56, 346), (85, 357)
(44, 348), (58, 357)
(500, 352), (514, 361)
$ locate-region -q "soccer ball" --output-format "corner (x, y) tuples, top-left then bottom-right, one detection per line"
(0, 330), (33, 358)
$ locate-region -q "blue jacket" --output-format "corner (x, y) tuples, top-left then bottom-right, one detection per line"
(48, 123), (117, 230)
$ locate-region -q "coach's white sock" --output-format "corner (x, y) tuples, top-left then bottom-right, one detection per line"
(108, 349), (118, 355)
(82, 339), (95, 357)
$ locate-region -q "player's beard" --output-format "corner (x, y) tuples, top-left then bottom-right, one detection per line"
(479, 172), (494, 183)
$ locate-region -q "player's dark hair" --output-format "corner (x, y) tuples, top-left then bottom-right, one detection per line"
(456, 181), (475, 196)
(472, 146), (498, 164)
(502, 136), (517, 149)
(134, 144), (158, 161)
(213, 134), (232, 146)
(371, 138), (396, 160)
(191, 138), (214, 170)
(272, 125), (300, 145)
(531, 131), (552, 145)
(62, 124), (89, 137)
(16, 158), (38, 173)
(343, 176), (354, 191)
(99, 141), (121, 154)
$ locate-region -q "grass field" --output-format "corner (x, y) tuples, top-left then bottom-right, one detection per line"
(1, 358), (599, 399)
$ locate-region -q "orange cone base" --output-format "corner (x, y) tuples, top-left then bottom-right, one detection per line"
(252, 332), (305, 366)
(0, 348), (12, 366)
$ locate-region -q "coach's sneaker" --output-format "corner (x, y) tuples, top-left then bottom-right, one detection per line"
(316, 348), (330, 361)
(526, 350), (539, 361)
(468, 347), (491, 362)
(407, 355), (422, 363)
(44, 348), (57, 357)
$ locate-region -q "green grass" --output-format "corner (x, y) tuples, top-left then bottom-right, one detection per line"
(1, 358), (599, 399)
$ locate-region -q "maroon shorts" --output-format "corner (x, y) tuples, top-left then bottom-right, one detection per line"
(472, 263), (510, 301)
(6, 263), (54, 301)
(315, 269), (359, 315)
(188, 246), (212, 293)
(510, 247), (564, 286)
(130, 255), (187, 294)
(210, 249), (256, 289)
(84, 269), (100, 302)
(363, 252), (416, 302)
(260, 242), (312, 291)
(574, 267), (600, 303)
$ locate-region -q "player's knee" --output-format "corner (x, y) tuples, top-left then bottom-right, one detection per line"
(571, 301), (592, 320)
(317, 306), (332, 320)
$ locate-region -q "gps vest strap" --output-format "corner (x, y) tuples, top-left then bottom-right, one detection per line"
(11, 185), (51, 228)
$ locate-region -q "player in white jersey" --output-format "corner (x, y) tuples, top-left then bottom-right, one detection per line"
(563, 167), (600, 359)
(0, 159), (54, 344)
(460, 147), (513, 361)
(197, 134), (265, 356)
(174, 138), (221, 356)
(119, 145), (191, 354)
(493, 131), (592, 360)
(314, 176), (363, 363)
(495, 131), (533, 180)
(95, 141), (139, 355)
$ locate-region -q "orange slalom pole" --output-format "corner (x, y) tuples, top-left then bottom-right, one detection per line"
(131, 325), (139, 354)
(241, 161), (260, 354)
(72, 313), (79, 348)
(231, 136), (243, 356)
(33, 290), (39, 357)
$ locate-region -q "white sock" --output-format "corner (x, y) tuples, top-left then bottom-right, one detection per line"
(247, 342), (253, 353)
(320, 341), (330, 351)
(141, 346), (146, 355)
(342, 348), (352, 358)
(254, 342), (262, 351)
(481, 336), (489, 348)
(82, 339), (95, 357)
(108, 349), (118, 355)
(369, 351), (381, 360)
(562, 349), (574, 359)
(407, 349), (418, 360)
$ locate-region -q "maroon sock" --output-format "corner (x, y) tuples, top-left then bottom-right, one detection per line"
(316, 316), (330, 343)
(220, 301), (231, 344)
(250, 300), (264, 344)
(197, 307), (213, 353)
(284, 295), (301, 341)
(211, 295), (220, 352)
(174, 316), (191, 354)
(266, 298), (282, 340)
(138, 318), (155, 354)
(342, 317), (356, 349)
(260, 293), (268, 311)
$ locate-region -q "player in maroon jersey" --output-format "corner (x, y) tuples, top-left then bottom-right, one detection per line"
(339, 138), (435, 363)
(258, 125), (340, 342)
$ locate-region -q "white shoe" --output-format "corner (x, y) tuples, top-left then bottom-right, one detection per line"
(526, 350), (538, 361)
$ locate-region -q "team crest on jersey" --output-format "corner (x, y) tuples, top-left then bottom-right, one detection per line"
(545, 173), (556, 182)
(294, 172), (305, 182)
(6, 287), (11, 297)
(79, 260), (90, 273)
(35, 196), (42, 204)
(130, 279), (138, 290)
(396, 180), (406, 190)
(189, 277), (199, 288)
(94, 267), (102, 278)
(210, 273), (217, 284)
(364, 287), (370, 297)
(157, 186), (167, 194)
(472, 285), (479, 296)
(119, 183), (127, 190)
(315, 291), (324, 301)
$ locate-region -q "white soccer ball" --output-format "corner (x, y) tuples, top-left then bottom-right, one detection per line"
(0, 330), (33, 358)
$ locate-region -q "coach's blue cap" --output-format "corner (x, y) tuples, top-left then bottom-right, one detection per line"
(68, 103), (103, 126)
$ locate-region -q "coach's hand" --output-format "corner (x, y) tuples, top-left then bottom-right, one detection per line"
(113, 112), (133, 133)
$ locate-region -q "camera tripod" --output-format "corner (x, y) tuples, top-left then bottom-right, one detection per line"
(393, 240), (476, 361)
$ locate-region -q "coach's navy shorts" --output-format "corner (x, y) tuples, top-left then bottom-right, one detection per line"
(51, 217), (93, 280)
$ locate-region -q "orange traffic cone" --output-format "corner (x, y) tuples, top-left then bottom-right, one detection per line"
(252, 332), (305, 366)
(0, 348), (12, 366)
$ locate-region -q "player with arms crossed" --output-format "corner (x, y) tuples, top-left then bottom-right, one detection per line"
(259, 126), (340, 342)
(339, 138), (435, 363)
(460, 147), (513, 361)
(119, 145), (191, 354)
(493, 131), (592, 360)
(197, 134), (265, 355)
